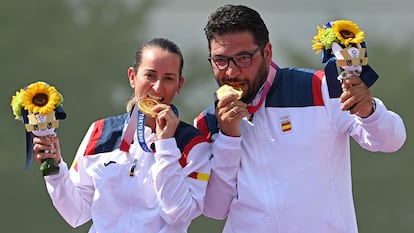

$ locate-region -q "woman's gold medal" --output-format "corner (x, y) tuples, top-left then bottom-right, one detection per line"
(138, 97), (160, 117)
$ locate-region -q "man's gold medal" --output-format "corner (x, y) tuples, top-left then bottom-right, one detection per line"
(216, 84), (243, 100)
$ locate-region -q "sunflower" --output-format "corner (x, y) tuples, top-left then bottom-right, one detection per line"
(312, 19), (365, 53)
(19, 81), (63, 116)
(332, 20), (365, 46)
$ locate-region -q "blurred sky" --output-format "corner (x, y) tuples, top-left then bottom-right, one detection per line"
(146, 0), (414, 66)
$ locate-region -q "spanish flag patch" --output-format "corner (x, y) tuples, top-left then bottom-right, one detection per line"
(280, 115), (292, 133)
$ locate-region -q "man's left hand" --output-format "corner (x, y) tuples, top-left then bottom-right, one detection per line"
(340, 76), (374, 118)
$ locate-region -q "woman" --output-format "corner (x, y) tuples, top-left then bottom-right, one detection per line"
(33, 38), (211, 233)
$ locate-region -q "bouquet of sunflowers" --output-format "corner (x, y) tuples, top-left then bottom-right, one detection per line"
(11, 81), (66, 176)
(311, 20), (378, 90)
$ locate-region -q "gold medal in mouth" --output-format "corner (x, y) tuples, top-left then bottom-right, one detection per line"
(216, 84), (243, 100)
(137, 97), (160, 117)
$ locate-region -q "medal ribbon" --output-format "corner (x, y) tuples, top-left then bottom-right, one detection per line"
(246, 61), (277, 114)
(119, 106), (152, 153)
(120, 104), (180, 153)
(119, 106), (137, 152)
(137, 111), (152, 152)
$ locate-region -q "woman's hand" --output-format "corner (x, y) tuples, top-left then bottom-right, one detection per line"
(153, 104), (180, 139)
(33, 135), (62, 165)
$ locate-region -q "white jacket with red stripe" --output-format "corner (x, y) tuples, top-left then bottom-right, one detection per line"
(195, 64), (406, 233)
(44, 111), (211, 233)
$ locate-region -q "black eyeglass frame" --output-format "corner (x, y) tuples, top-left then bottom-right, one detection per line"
(208, 44), (265, 70)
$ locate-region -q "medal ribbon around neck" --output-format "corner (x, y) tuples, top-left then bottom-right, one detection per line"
(119, 104), (179, 153)
(136, 111), (152, 152)
(119, 105), (152, 153)
(246, 61), (277, 114)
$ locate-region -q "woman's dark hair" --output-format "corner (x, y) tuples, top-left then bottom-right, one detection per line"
(133, 38), (184, 77)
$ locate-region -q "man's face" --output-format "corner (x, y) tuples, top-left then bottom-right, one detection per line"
(209, 31), (272, 103)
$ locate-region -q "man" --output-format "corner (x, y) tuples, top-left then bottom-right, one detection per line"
(194, 4), (406, 233)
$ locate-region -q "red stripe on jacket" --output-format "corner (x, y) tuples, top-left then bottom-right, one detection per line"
(194, 113), (212, 142)
(179, 135), (208, 168)
(312, 70), (325, 106)
(84, 119), (104, 156)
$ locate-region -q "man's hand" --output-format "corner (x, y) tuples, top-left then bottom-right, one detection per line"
(216, 92), (249, 137)
(340, 76), (374, 118)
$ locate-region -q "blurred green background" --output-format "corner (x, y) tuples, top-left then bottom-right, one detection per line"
(1, 0), (412, 232)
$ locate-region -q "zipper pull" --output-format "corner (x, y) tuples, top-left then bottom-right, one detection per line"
(129, 158), (137, 177)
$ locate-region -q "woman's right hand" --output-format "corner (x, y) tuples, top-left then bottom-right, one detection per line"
(153, 103), (180, 140)
(33, 135), (62, 165)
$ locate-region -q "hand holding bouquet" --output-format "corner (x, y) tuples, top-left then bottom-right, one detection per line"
(11, 81), (66, 176)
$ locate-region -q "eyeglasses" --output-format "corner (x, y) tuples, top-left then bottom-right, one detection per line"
(208, 44), (264, 71)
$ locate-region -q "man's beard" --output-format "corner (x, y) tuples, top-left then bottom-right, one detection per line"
(240, 60), (269, 104)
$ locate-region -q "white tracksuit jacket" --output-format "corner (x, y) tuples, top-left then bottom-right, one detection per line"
(44, 111), (211, 233)
(195, 63), (406, 233)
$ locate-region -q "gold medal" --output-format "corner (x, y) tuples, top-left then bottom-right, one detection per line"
(137, 97), (160, 117)
(216, 84), (243, 100)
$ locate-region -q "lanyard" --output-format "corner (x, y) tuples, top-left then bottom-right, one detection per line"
(137, 111), (152, 152)
(119, 105), (179, 153)
(246, 61), (277, 114)
(119, 106), (151, 153)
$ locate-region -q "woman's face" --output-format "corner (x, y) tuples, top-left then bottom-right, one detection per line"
(128, 47), (184, 105)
